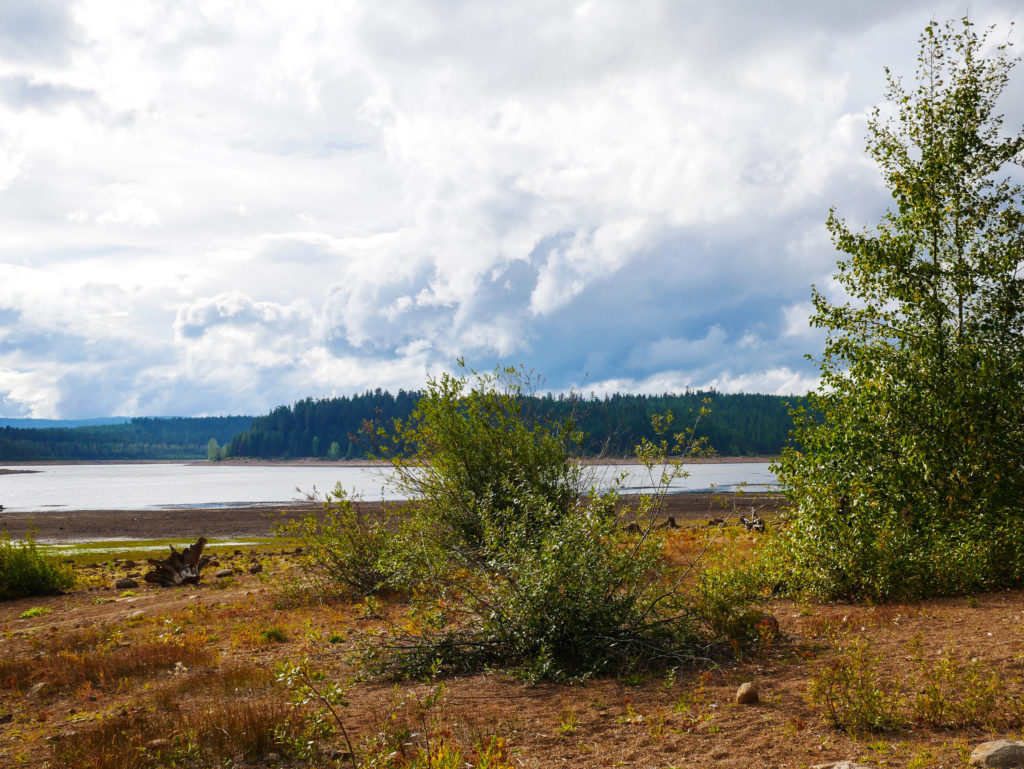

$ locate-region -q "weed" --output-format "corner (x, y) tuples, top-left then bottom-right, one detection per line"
(260, 627), (288, 644)
(18, 606), (51, 619)
(558, 709), (578, 735)
(0, 533), (75, 600)
(809, 636), (905, 732)
(811, 635), (1024, 733)
(276, 657), (357, 767)
(908, 637), (1010, 728)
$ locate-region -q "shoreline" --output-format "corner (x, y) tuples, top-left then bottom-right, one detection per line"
(0, 492), (788, 544)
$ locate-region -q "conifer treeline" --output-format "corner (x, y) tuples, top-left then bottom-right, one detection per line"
(0, 416), (253, 461)
(224, 390), (800, 459)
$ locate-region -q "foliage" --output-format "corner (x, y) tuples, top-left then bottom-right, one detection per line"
(774, 18), (1024, 600)
(0, 533), (75, 600)
(278, 485), (396, 599)
(810, 635), (907, 733)
(354, 364), (751, 681)
(382, 364), (585, 562)
(810, 634), (1022, 733)
(0, 415), (253, 461)
(18, 605), (52, 618)
(224, 387), (800, 460)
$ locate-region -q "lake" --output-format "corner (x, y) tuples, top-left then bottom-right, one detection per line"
(0, 462), (777, 513)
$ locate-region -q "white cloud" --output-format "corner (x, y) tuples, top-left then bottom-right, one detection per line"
(95, 200), (162, 227)
(0, 0), (1016, 416)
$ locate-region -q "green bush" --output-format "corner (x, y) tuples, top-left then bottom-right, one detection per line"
(278, 485), (395, 599)
(0, 533), (75, 600)
(356, 364), (749, 681)
(381, 363), (585, 565)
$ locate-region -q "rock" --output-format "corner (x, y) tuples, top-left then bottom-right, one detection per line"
(0, 713), (11, 724)
(248, 561), (263, 574)
(125, 610), (146, 621)
(810, 763), (874, 769)
(970, 740), (1024, 768)
(115, 577), (139, 590)
(26, 682), (48, 702)
(123, 559), (137, 568)
(735, 681), (759, 704)
(145, 738), (172, 750)
(214, 568), (234, 578)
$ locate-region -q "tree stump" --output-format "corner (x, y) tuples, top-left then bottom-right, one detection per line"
(740, 511), (765, 533)
(144, 537), (211, 586)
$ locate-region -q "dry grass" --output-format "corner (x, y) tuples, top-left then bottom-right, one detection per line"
(3, 537), (1024, 768)
(53, 696), (306, 769)
(0, 634), (214, 695)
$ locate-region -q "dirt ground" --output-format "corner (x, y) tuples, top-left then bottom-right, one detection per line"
(0, 492), (785, 543)
(0, 497), (1018, 768)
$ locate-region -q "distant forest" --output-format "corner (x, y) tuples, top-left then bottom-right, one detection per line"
(0, 416), (253, 461)
(224, 390), (801, 460)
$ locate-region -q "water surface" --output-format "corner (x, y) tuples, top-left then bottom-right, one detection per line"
(0, 462), (776, 513)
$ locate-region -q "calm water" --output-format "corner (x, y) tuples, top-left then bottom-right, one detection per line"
(0, 462), (777, 513)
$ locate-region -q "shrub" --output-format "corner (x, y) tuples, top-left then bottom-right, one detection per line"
(358, 364), (748, 681)
(381, 363), (585, 565)
(278, 485), (395, 599)
(0, 532), (75, 600)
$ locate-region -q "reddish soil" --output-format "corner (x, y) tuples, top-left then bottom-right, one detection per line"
(1, 496), (1017, 769)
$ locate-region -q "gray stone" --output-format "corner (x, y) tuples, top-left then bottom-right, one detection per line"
(114, 577), (139, 590)
(810, 763), (874, 769)
(125, 610), (146, 621)
(735, 681), (759, 704)
(214, 568), (234, 578)
(970, 740), (1024, 768)
(145, 738), (171, 750)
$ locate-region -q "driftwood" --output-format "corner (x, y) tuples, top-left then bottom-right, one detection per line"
(144, 537), (212, 586)
(739, 511), (765, 533)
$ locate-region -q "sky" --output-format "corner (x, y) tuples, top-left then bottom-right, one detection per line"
(0, 1), (1022, 418)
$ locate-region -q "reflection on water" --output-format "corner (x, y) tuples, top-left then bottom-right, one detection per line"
(0, 462), (777, 513)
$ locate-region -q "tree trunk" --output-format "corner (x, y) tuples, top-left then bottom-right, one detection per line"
(144, 537), (211, 586)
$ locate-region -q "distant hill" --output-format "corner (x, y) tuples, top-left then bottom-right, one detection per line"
(0, 417), (131, 429)
(225, 390), (803, 460)
(0, 416), (254, 461)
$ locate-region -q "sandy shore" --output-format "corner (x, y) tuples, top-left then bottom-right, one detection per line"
(0, 492), (787, 543)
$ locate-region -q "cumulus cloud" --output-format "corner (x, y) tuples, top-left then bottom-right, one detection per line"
(0, 0), (1017, 417)
(0, 0), (80, 65)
